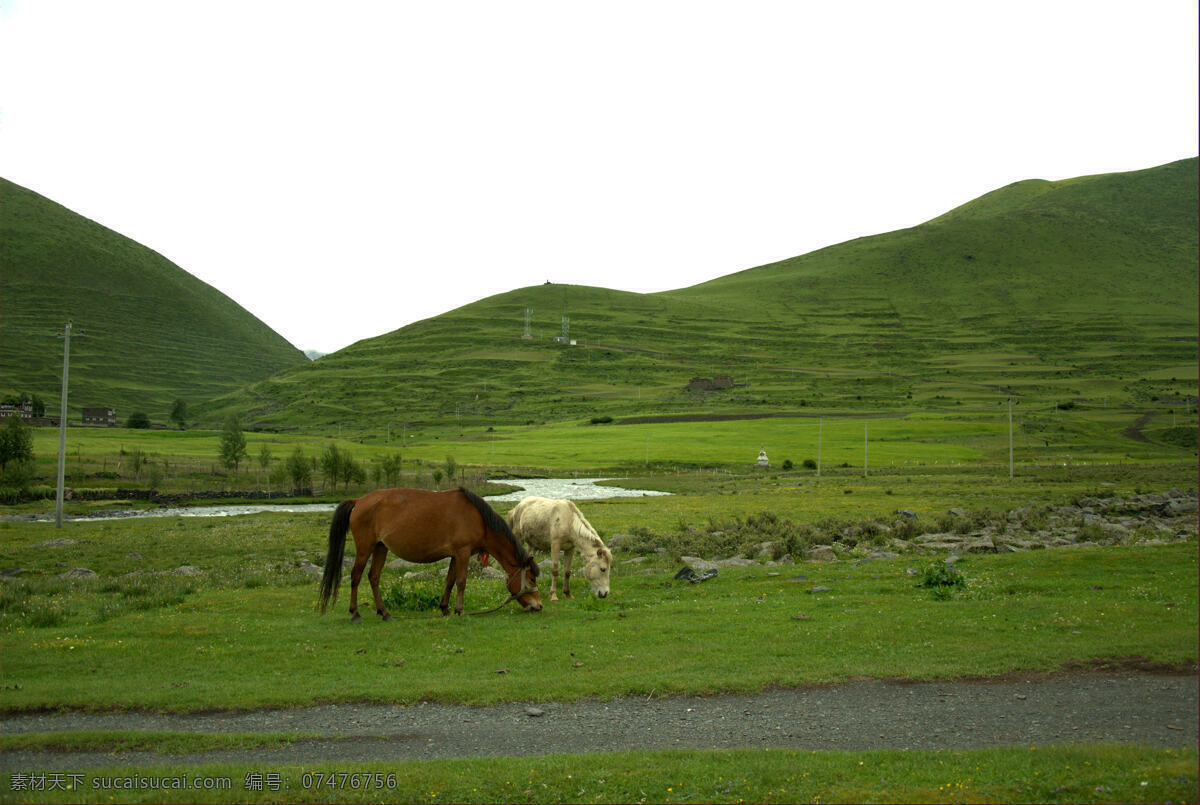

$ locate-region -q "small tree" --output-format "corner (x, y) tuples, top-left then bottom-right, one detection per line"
(286, 447), (312, 494)
(218, 415), (248, 476)
(258, 444), (273, 495)
(432, 469), (444, 489)
(169, 399), (188, 430)
(0, 415), (35, 487)
(126, 411), (151, 429)
(130, 448), (146, 480)
(339, 455), (366, 491)
(320, 444), (345, 493)
(31, 395), (45, 419)
(381, 453), (403, 487)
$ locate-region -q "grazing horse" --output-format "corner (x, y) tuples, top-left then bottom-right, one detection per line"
(318, 487), (542, 620)
(506, 496), (613, 601)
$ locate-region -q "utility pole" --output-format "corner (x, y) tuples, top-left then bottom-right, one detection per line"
(1008, 397), (1014, 480)
(55, 321), (82, 528)
(863, 421), (868, 478)
(817, 418), (822, 478)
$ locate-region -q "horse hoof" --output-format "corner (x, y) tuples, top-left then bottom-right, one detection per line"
(381, 612), (393, 622)
(350, 612), (362, 623)
(549, 594), (559, 603)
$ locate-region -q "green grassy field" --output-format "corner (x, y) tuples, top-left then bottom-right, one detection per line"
(2, 745), (1196, 804)
(12, 397), (1196, 514)
(0, 510), (1193, 711)
(2, 471), (1195, 804)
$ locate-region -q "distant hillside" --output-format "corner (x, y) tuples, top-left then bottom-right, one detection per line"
(0, 179), (309, 423)
(198, 158), (1198, 434)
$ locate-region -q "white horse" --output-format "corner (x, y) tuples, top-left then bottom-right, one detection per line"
(506, 496), (613, 601)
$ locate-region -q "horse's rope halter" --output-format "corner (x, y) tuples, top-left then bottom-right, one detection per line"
(468, 560), (538, 616)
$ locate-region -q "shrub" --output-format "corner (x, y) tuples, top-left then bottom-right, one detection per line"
(590, 416), (614, 424)
(916, 561), (965, 599)
(126, 412), (151, 429)
(802, 459), (817, 470)
(382, 581), (441, 612)
(781, 459), (794, 470)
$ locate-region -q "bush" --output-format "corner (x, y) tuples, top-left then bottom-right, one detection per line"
(590, 416), (614, 425)
(126, 412), (151, 429)
(781, 459), (794, 470)
(802, 459), (817, 470)
(916, 561), (965, 599)
(382, 581), (442, 612)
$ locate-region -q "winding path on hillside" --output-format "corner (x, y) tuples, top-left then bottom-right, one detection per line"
(2, 671), (1194, 770)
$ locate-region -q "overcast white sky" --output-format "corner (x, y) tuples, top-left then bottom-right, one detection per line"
(2, 1), (1196, 355)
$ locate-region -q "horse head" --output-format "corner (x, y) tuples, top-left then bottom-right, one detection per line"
(580, 544), (613, 598)
(508, 553), (543, 611)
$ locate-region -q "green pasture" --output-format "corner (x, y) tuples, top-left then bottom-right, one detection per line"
(20, 401), (1196, 504)
(2, 745), (1196, 804)
(0, 505), (1194, 711)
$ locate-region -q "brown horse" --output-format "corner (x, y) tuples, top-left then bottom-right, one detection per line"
(318, 487), (542, 620)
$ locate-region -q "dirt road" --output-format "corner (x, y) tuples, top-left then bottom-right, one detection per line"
(1, 672), (1194, 770)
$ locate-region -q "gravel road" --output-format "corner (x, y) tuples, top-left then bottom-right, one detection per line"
(2, 672), (1194, 770)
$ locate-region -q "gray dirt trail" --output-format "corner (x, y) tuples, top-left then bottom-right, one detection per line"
(1, 673), (1195, 770)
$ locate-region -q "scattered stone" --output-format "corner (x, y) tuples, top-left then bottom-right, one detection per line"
(948, 507), (969, 518)
(957, 537), (996, 554)
(898, 509), (919, 520)
(713, 557), (757, 568)
(1, 568), (27, 577)
(680, 556), (718, 572)
(480, 566), (506, 581)
(805, 545), (837, 562)
(58, 567), (97, 579)
(126, 552), (143, 559)
(808, 586), (832, 594)
(386, 558), (418, 570)
(38, 539), (78, 548)
(607, 534), (632, 549)
(525, 707), (545, 717)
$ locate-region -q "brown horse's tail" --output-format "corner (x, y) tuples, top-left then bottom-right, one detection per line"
(318, 499), (355, 614)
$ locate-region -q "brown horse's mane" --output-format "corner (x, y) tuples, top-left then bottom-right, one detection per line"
(459, 487), (540, 577)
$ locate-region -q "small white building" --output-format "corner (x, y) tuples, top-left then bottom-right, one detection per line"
(756, 446), (769, 468)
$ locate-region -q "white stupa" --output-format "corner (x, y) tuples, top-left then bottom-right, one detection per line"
(756, 446), (769, 468)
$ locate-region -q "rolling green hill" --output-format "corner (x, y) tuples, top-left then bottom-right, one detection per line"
(0, 178), (309, 424)
(195, 157), (1196, 434)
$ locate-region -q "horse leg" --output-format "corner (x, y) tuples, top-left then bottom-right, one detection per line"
(439, 557), (458, 616)
(368, 542), (391, 621)
(453, 550), (469, 615)
(562, 544), (576, 599)
(348, 550), (370, 623)
(549, 540), (561, 602)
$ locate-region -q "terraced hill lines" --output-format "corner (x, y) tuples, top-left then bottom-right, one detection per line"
(197, 158), (1196, 433)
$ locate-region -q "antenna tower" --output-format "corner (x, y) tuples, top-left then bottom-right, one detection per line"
(522, 308), (533, 339)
